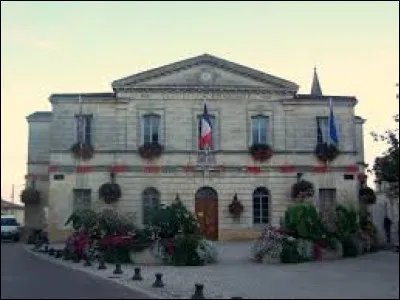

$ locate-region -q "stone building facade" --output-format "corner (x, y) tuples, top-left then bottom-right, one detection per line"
(25, 54), (367, 242)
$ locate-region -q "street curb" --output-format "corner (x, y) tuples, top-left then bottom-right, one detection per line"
(24, 246), (165, 299)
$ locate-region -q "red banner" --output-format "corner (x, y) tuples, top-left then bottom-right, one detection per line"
(279, 165), (296, 173)
(346, 165), (359, 173)
(313, 165), (328, 173)
(144, 166), (161, 173)
(48, 165), (58, 173)
(247, 166), (261, 174)
(76, 165), (92, 173)
(111, 165), (126, 173)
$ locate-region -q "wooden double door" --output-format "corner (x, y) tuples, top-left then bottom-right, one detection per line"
(195, 187), (218, 241)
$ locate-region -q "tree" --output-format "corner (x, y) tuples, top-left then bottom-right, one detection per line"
(371, 84), (399, 199)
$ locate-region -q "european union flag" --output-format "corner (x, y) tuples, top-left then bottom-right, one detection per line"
(328, 99), (339, 145)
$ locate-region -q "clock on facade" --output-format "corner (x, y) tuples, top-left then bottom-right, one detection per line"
(200, 71), (213, 83)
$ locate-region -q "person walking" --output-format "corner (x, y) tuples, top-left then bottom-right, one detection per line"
(383, 215), (392, 245)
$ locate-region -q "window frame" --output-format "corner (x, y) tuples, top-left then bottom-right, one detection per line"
(142, 187), (161, 226)
(141, 114), (161, 145)
(252, 187), (269, 225)
(73, 188), (92, 211)
(75, 114), (93, 145)
(251, 115), (269, 145)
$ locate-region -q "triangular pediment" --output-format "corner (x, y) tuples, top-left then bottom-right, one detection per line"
(112, 54), (299, 92)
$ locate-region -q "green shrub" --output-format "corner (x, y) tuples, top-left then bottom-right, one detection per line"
(283, 203), (325, 242)
(65, 208), (97, 231)
(335, 205), (359, 242)
(149, 199), (199, 238)
(171, 234), (204, 266)
(280, 239), (304, 263)
(341, 237), (358, 257)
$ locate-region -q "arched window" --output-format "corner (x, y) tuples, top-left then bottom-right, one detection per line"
(142, 187), (160, 225)
(253, 187), (269, 224)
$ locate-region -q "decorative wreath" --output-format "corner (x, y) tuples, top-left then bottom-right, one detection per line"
(314, 143), (339, 162)
(359, 186), (377, 205)
(21, 188), (41, 205)
(228, 194), (244, 218)
(70, 142), (94, 160)
(291, 180), (315, 201)
(138, 142), (164, 160)
(249, 144), (273, 162)
(99, 173), (122, 204)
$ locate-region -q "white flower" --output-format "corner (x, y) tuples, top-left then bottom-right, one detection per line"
(288, 236), (295, 242)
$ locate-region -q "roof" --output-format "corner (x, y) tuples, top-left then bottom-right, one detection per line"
(111, 53), (299, 91)
(26, 111), (52, 122)
(49, 93), (115, 103)
(310, 67), (323, 96)
(1, 199), (24, 210)
(295, 94), (358, 103)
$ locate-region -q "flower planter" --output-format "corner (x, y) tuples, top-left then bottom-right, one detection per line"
(261, 254), (280, 264)
(129, 247), (163, 265)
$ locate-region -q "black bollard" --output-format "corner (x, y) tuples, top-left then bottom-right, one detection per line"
(55, 250), (62, 258)
(191, 283), (205, 299)
(73, 253), (80, 263)
(98, 256), (107, 270)
(49, 248), (55, 256)
(113, 263), (123, 275)
(44, 245), (49, 253)
(131, 267), (143, 281)
(84, 256), (92, 267)
(152, 273), (164, 288)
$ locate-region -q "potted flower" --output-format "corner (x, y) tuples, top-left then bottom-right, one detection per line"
(228, 194), (244, 218)
(359, 186), (377, 205)
(291, 180), (315, 201)
(70, 142), (94, 160)
(20, 181), (41, 205)
(138, 142), (164, 160)
(249, 144), (273, 162)
(314, 143), (339, 162)
(99, 173), (122, 204)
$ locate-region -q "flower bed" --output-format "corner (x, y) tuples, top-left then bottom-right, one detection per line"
(251, 203), (379, 264)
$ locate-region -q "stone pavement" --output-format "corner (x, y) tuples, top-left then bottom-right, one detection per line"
(1, 242), (150, 299)
(28, 241), (399, 299)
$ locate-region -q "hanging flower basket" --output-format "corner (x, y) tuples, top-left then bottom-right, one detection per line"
(99, 183), (122, 204)
(249, 144), (273, 162)
(138, 142), (164, 160)
(21, 188), (41, 205)
(291, 180), (315, 201)
(314, 143), (339, 162)
(359, 186), (377, 205)
(228, 194), (244, 218)
(70, 142), (94, 160)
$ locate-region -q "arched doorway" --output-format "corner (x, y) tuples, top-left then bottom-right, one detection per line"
(195, 186), (218, 240)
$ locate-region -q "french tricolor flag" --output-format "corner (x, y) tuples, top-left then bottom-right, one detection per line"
(199, 103), (212, 150)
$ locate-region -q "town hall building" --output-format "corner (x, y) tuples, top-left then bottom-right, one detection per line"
(25, 54), (367, 242)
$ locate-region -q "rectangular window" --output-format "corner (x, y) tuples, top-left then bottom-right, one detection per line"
(142, 114), (161, 144)
(73, 189), (91, 210)
(251, 116), (269, 145)
(76, 115), (92, 144)
(197, 114), (217, 150)
(318, 188), (336, 213)
(344, 174), (354, 180)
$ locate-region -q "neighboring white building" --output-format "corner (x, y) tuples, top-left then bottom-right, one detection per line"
(1, 199), (24, 225)
(25, 54), (367, 242)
